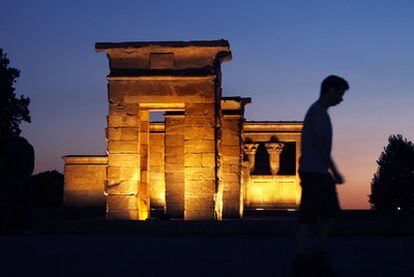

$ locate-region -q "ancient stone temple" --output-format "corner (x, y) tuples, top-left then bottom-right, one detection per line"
(63, 40), (303, 220)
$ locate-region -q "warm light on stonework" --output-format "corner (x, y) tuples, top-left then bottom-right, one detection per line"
(62, 40), (303, 220)
(245, 176), (300, 209)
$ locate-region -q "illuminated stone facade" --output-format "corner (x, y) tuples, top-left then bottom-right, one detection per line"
(63, 40), (303, 220)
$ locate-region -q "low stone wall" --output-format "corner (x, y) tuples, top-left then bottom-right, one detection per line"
(63, 156), (108, 208)
(244, 175), (300, 209)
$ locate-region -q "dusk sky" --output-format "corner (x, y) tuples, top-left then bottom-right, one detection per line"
(1, 1), (413, 209)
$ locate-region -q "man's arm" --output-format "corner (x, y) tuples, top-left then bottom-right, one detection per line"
(314, 135), (344, 184)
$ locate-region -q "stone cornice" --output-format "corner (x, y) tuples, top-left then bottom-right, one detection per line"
(63, 155), (108, 165)
(107, 75), (216, 81)
(243, 121), (303, 132)
(96, 40), (229, 51)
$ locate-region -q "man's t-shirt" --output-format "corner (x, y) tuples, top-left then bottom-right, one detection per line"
(299, 100), (332, 173)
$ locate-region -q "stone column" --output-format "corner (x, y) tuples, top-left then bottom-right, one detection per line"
(265, 142), (284, 175)
(106, 103), (141, 220)
(164, 112), (185, 218)
(241, 159), (250, 212)
(242, 144), (257, 208)
(148, 123), (166, 212)
(184, 103), (216, 220)
(242, 143), (259, 173)
(138, 109), (150, 219)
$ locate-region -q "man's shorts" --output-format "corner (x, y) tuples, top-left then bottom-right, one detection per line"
(298, 171), (340, 224)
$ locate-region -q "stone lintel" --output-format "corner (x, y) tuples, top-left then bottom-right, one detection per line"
(149, 122), (165, 133)
(140, 103), (185, 110)
(108, 79), (217, 105)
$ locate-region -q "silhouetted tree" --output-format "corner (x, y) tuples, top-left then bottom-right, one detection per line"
(369, 135), (414, 211)
(32, 170), (64, 208)
(0, 48), (31, 136)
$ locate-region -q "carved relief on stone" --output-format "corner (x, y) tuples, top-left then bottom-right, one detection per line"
(264, 142), (284, 175)
(242, 143), (259, 173)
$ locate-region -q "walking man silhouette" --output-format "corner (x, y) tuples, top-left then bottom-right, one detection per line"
(292, 75), (349, 276)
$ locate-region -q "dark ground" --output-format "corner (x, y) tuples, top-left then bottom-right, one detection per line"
(1, 209), (412, 277)
(0, 234), (412, 277)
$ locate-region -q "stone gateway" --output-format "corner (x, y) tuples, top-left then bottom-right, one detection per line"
(63, 40), (303, 220)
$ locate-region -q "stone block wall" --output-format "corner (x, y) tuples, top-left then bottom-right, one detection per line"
(106, 102), (142, 220)
(63, 156), (107, 207)
(245, 176), (298, 209)
(221, 117), (243, 218)
(164, 112), (185, 218)
(184, 103), (217, 220)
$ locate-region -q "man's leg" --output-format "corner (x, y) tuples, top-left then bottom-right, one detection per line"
(307, 218), (336, 275)
(292, 222), (310, 276)
(315, 173), (338, 252)
(315, 218), (334, 251)
(295, 222), (309, 255)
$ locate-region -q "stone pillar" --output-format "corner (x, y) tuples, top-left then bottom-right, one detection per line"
(149, 123), (166, 212)
(243, 143), (259, 173)
(138, 109), (150, 219)
(221, 116), (243, 218)
(184, 103), (216, 220)
(265, 142), (284, 175)
(241, 159), (251, 208)
(106, 103), (141, 220)
(164, 112), (185, 218)
(242, 144), (256, 208)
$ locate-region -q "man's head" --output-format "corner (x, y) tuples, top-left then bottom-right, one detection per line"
(319, 75), (349, 107)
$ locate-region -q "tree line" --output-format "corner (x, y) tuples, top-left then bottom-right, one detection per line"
(369, 134), (414, 211)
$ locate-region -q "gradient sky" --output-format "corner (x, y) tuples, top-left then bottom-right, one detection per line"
(1, 0), (413, 209)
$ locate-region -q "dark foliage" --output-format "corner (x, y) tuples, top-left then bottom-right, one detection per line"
(32, 170), (64, 208)
(369, 135), (414, 211)
(0, 48), (31, 136)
